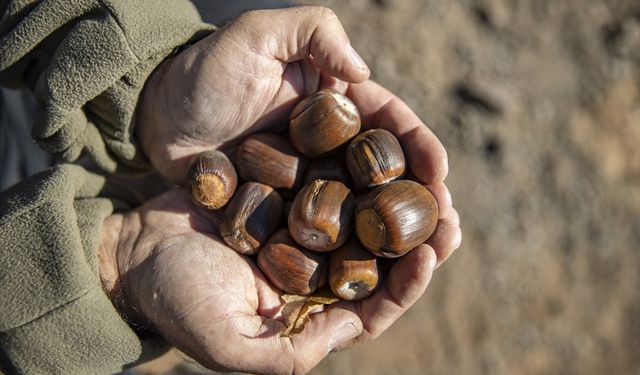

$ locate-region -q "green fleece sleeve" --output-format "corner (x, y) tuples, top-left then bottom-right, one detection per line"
(0, 164), (169, 374)
(0, 0), (215, 172)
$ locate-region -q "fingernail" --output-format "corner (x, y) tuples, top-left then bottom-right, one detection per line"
(329, 322), (359, 351)
(347, 45), (369, 74)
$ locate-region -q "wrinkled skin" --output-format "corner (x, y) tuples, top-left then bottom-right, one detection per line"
(100, 6), (462, 375)
(138, 6), (372, 184)
(100, 184), (458, 374)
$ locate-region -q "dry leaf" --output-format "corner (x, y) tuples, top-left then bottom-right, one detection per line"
(280, 288), (340, 337)
(281, 294), (308, 304)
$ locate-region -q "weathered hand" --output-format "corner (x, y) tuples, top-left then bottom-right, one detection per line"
(98, 177), (458, 375)
(137, 6), (370, 183)
(101, 98), (460, 373)
(99, 188), (362, 374)
(121, 6), (462, 374)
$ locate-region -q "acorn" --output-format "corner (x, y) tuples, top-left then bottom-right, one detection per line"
(346, 129), (405, 189)
(289, 179), (355, 252)
(257, 229), (327, 295)
(282, 201), (293, 224)
(236, 133), (308, 192)
(303, 154), (353, 187)
(289, 89), (361, 157)
(329, 239), (379, 301)
(186, 150), (237, 209)
(220, 182), (284, 255)
(355, 180), (438, 258)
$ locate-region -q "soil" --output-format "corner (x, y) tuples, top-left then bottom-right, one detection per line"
(137, 0), (640, 374)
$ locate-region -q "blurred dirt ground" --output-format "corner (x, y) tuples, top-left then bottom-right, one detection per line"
(137, 0), (640, 374)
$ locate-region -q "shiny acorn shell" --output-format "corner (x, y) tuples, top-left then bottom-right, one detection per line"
(258, 229), (327, 295)
(220, 182), (283, 255)
(289, 89), (361, 158)
(236, 133), (308, 192)
(329, 239), (379, 301)
(187, 150), (238, 209)
(355, 180), (438, 258)
(346, 128), (405, 189)
(288, 179), (355, 252)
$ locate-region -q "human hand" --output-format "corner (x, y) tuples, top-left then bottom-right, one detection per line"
(137, 6), (371, 184)
(98, 180), (458, 374)
(124, 5), (462, 373)
(135, 5), (461, 263)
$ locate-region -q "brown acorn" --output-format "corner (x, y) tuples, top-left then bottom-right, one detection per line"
(355, 180), (438, 258)
(258, 229), (327, 295)
(289, 179), (355, 252)
(289, 89), (361, 157)
(235, 133), (308, 192)
(282, 201), (293, 224)
(220, 182), (284, 255)
(346, 129), (405, 189)
(329, 239), (379, 301)
(187, 150), (238, 209)
(303, 154), (353, 187)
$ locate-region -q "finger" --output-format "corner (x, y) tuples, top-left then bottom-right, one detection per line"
(347, 80), (449, 183)
(239, 6), (370, 82)
(319, 73), (349, 93)
(300, 58), (321, 97)
(214, 308), (362, 375)
(248, 261), (287, 319)
(425, 181), (453, 219)
(333, 244), (437, 349)
(426, 208), (462, 268)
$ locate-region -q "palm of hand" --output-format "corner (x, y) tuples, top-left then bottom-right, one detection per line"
(118, 189), (288, 371)
(116, 188), (445, 374)
(128, 7), (462, 374)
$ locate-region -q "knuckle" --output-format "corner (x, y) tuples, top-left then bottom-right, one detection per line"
(316, 6), (337, 19)
(300, 5), (337, 22)
(448, 207), (461, 227)
(454, 227), (463, 249)
(237, 9), (260, 21)
(233, 8), (269, 26)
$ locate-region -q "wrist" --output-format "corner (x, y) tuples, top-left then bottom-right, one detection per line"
(99, 213), (124, 302)
(98, 213), (147, 330)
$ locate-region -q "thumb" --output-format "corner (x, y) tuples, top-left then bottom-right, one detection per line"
(237, 6), (370, 83)
(217, 308), (362, 374)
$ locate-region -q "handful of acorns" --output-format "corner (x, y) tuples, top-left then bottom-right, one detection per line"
(186, 88), (438, 303)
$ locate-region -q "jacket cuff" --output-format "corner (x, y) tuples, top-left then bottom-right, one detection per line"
(0, 165), (168, 373)
(3, 0), (214, 171)
(0, 288), (168, 374)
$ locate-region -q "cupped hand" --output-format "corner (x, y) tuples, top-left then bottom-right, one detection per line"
(136, 5), (461, 263)
(99, 187), (443, 374)
(135, 3), (461, 261)
(102, 85), (461, 372)
(121, 5), (463, 374)
(138, 6), (371, 184)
